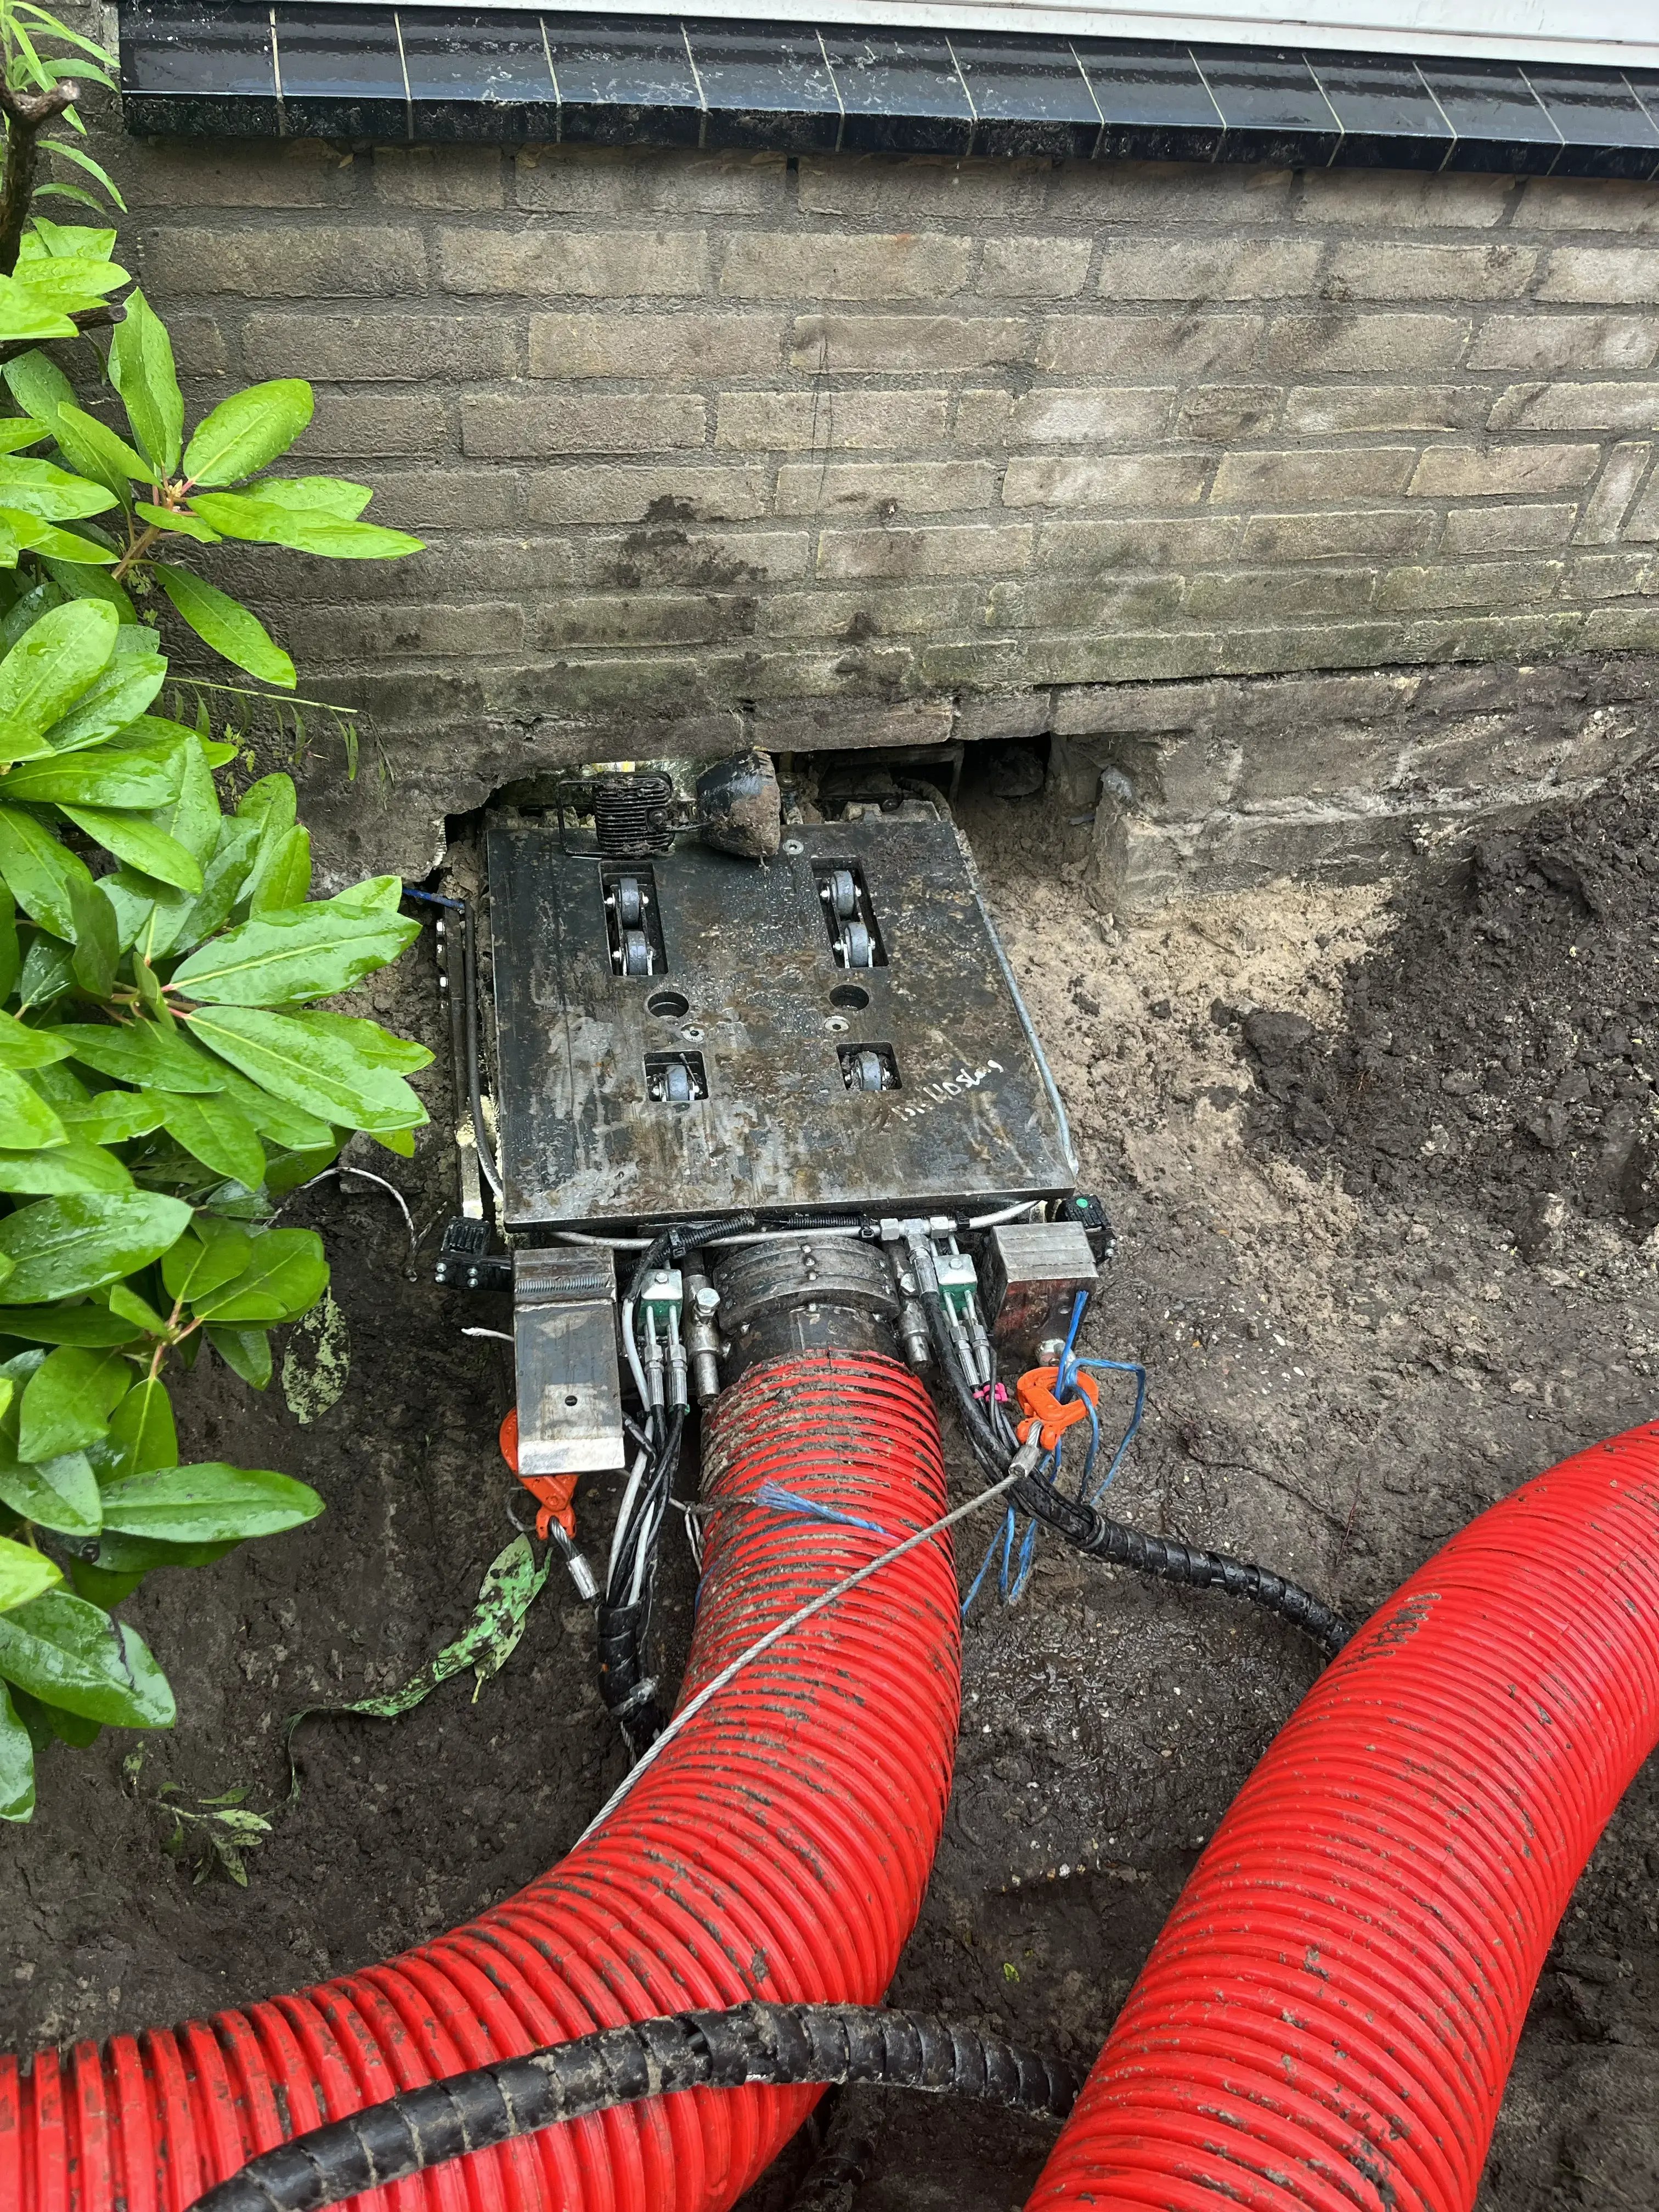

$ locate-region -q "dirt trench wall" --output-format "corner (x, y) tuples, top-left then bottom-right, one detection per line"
(82, 74), (1659, 888)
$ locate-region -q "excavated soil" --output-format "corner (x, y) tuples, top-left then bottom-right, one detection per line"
(3, 756), (1657, 2211)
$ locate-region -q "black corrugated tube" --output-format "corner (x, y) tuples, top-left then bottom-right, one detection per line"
(188, 2002), (1079, 2212)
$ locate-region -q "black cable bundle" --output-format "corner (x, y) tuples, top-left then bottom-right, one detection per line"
(188, 2002), (1079, 2212)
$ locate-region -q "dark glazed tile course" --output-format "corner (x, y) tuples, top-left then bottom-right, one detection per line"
(687, 22), (841, 154)
(820, 30), (973, 156)
(543, 15), (702, 146)
(950, 34), (1101, 160)
(1308, 51), (1453, 171)
(120, 0), (280, 134)
(1419, 59), (1562, 174)
(1194, 44), (1341, 167)
(275, 4), (408, 139)
(1075, 40), (1222, 162)
(400, 10), (557, 142)
(1526, 66), (1659, 180)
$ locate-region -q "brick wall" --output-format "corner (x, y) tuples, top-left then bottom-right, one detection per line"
(100, 128), (1659, 887)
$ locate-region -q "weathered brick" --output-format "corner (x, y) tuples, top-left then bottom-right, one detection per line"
(1002, 454), (1211, 509)
(1324, 241), (1537, 301)
(799, 155), (1046, 222)
(1538, 249), (1659, 303)
(1564, 552), (1654, 599)
(759, 584), (990, 640)
(817, 523), (1034, 580)
(1581, 604), (1659, 648)
(955, 689), (1054, 743)
(991, 387), (1174, 447)
(1263, 312), (1469, 373)
(298, 393), (450, 460)
(1211, 447), (1416, 505)
(1376, 560), (1566, 611)
(715, 390), (947, 450)
(461, 393), (706, 457)
(141, 223), (427, 297)
(1487, 381), (1659, 432)
(1467, 313), (1659, 371)
(527, 466), (768, 525)
(575, 529), (810, 589)
(1097, 238), (1322, 300)
(751, 694), (956, 749)
(538, 595), (760, 650)
(992, 575), (1191, 628)
(1239, 509), (1435, 563)
(1183, 568), (1378, 622)
(1622, 473), (1659, 539)
(1035, 518), (1242, 574)
(1576, 442), (1654, 543)
(372, 148), (504, 211)
(1441, 503), (1578, 554)
(1176, 387), (1280, 443)
(1046, 161), (1293, 225)
(121, 137), (356, 208)
(298, 601), (526, 659)
(1036, 314), (1263, 377)
(978, 238), (1093, 297)
(361, 470), (523, 531)
(437, 229), (709, 296)
(720, 232), (972, 300)
(788, 313), (1028, 372)
(169, 315), (230, 377)
(1295, 168), (1514, 228)
(1407, 443), (1601, 497)
(775, 460), (997, 515)
(1285, 386), (1485, 434)
(517, 146), (786, 215)
(1516, 178), (1659, 234)
(531, 312), (788, 379)
(245, 313), (512, 381)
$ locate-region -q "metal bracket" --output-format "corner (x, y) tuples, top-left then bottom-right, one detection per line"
(512, 1248), (627, 1477)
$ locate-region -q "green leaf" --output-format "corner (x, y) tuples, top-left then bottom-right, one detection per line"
(3, 351), (126, 501)
(107, 1374), (178, 1475)
(0, 280), (75, 342)
(5, 748), (180, 806)
(0, 1538), (60, 1613)
(109, 289), (183, 478)
(58, 806), (204, 893)
(292, 1007), (433, 1076)
(0, 881), (15, 1000)
(0, 1444), (101, 1537)
(134, 813), (257, 964)
(37, 554), (136, 624)
(0, 803), (93, 936)
(106, 1284), (169, 1335)
(57, 1020), (228, 1093)
(0, 1681), (36, 1818)
(0, 1588), (174, 1728)
(207, 1063), (335, 1152)
(325, 874), (404, 918)
(162, 1222), (253, 1302)
(0, 1065), (66, 1149)
(190, 1227), (327, 1324)
(25, 224), (120, 265)
(171, 904), (419, 1007)
(0, 1302), (140, 1346)
(99, 1462), (321, 1544)
(183, 380), (314, 487)
(44, 650), (168, 752)
(0, 1009), (71, 1069)
(10, 257), (128, 313)
(0, 453), (117, 522)
(0, 598), (118, 761)
(154, 566), (295, 689)
(19, 1344), (129, 1459)
(0, 1192), (194, 1304)
(245, 823), (309, 913)
(187, 491), (421, 560)
(0, 419), (48, 454)
(0, 508), (116, 565)
(132, 500), (218, 544)
(188, 1005), (426, 1136)
(55, 403), (151, 488)
(205, 1323), (270, 1388)
(0, 1139), (132, 1195)
(238, 772), (297, 834)
(159, 1091), (264, 1189)
(239, 476), (373, 521)
(59, 1093), (164, 1148)
(66, 873), (117, 998)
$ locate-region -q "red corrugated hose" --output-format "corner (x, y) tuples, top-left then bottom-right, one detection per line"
(1030, 1417), (1659, 2212)
(0, 1351), (961, 2212)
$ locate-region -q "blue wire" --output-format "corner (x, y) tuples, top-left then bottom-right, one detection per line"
(1070, 1357), (1148, 1505)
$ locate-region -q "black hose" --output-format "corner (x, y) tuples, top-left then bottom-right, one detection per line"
(187, 2002), (1079, 2212)
(918, 1286), (1351, 1660)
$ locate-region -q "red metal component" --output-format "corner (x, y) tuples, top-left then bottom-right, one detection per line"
(0, 1351), (959, 2212)
(1030, 1418), (1659, 2212)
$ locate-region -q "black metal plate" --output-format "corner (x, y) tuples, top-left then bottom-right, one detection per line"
(486, 812), (1073, 1231)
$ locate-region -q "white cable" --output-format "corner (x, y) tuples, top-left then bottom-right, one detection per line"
(606, 1446), (651, 1592)
(966, 1200), (1044, 1229)
(462, 1327), (513, 1343)
(576, 1471), (1019, 1845)
(554, 1229), (653, 1250)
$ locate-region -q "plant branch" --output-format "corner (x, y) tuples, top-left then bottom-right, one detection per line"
(0, 78), (77, 275)
(0, 301), (114, 364)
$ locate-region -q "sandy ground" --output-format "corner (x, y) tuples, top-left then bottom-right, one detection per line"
(3, 767), (1656, 2209)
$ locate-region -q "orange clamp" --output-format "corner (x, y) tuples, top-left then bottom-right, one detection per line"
(498, 1407), (578, 1543)
(1014, 1364), (1100, 1455)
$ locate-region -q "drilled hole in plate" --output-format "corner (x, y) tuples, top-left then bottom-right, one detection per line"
(830, 984), (871, 1010)
(564, 1393), (579, 1407)
(647, 989), (690, 1018)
